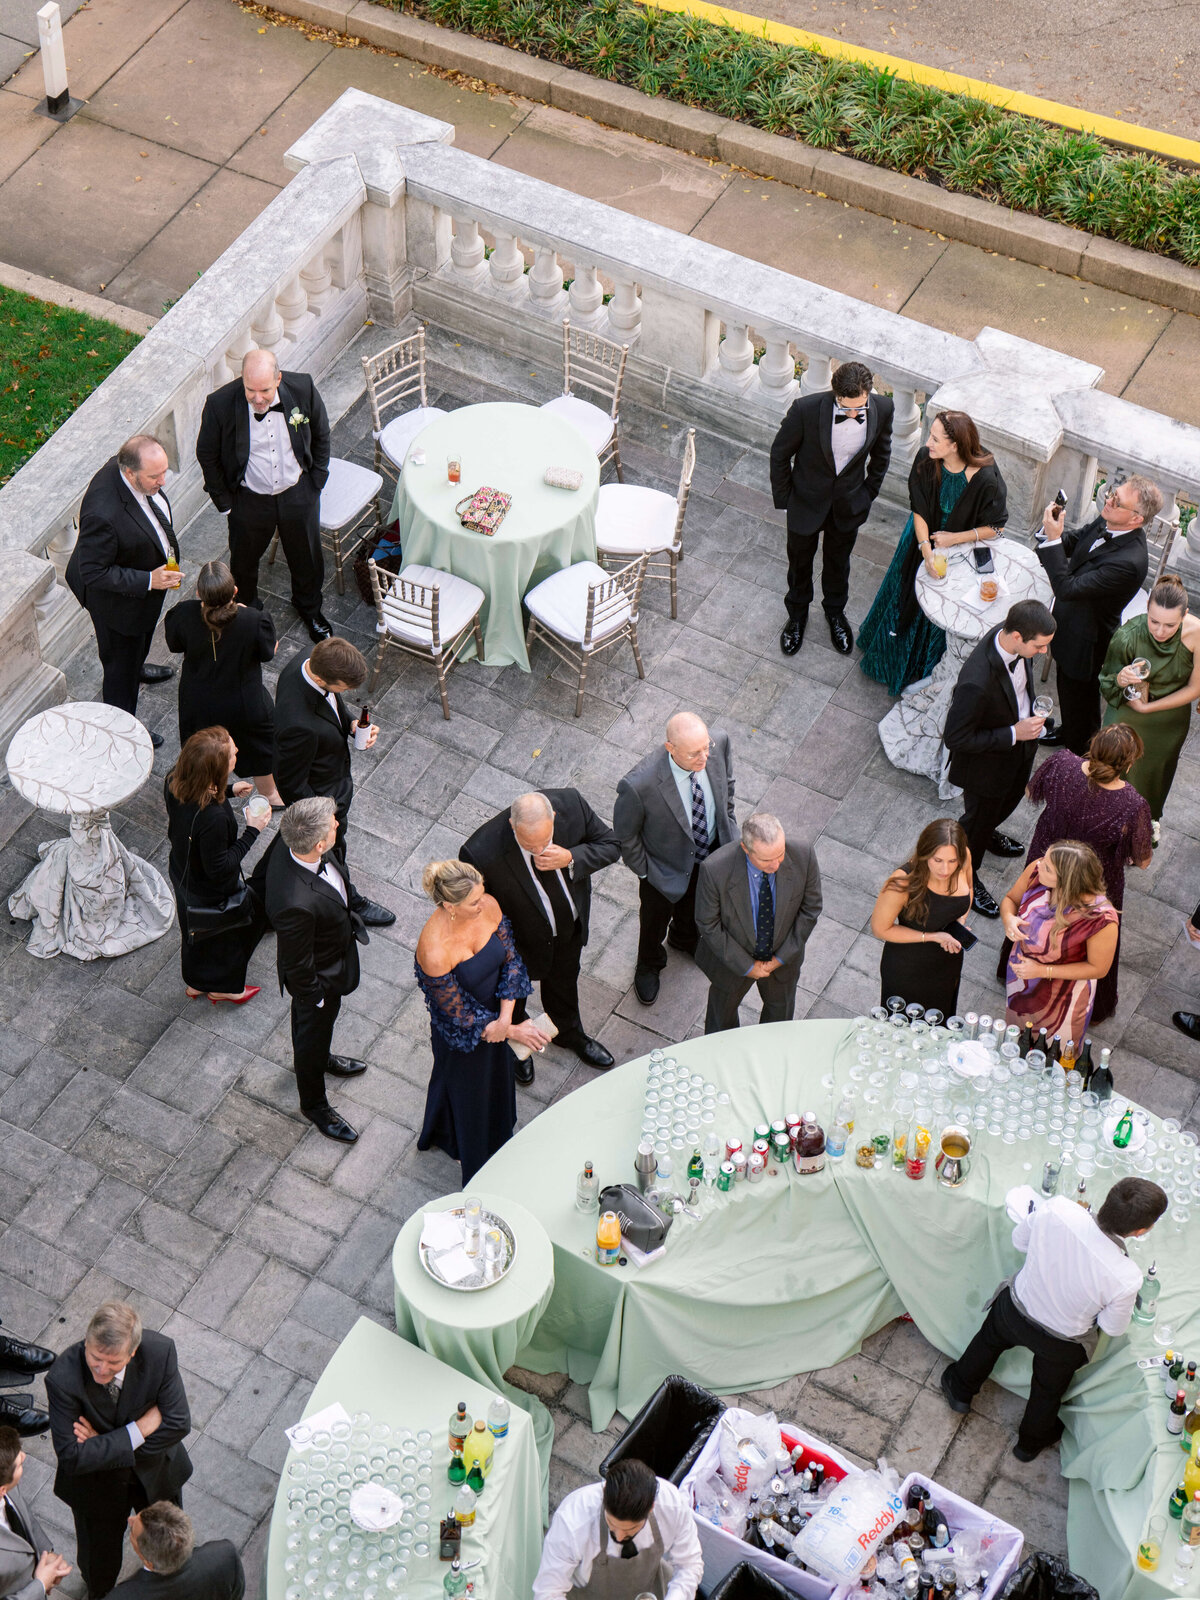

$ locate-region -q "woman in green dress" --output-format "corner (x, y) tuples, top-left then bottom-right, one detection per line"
(1100, 573), (1200, 833)
(859, 411), (1008, 695)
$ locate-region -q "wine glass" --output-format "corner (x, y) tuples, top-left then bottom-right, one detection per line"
(1032, 695), (1053, 721)
(1124, 658), (1151, 700)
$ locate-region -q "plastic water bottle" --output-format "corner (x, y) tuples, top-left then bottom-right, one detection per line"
(487, 1396), (510, 1440)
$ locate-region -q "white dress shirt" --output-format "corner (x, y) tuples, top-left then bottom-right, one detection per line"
(289, 851), (347, 904)
(533, 1478), (703, 1600)
(1010, 1193), (1143, 1340)
(830, 403), (868, 476)
(242, 402), (302, 496)
(520, 847), (576, 932)
(668, 754), (714, 842)
(301, 660), (343, 727)
(994, 635), (1031, 744)
(124, 475), (174, 590)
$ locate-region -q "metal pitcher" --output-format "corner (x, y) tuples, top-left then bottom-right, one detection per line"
(936, 1125), (972, 1188)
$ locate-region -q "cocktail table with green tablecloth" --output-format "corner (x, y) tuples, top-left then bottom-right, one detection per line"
(470, 1019), (1199, 1600)
(389, 401), (600, 670)
(264, 1317), (543, 1600)
(393, 1191), (555, 1518)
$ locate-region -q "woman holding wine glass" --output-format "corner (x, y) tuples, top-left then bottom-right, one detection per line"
(1099, 575), (1200, 836)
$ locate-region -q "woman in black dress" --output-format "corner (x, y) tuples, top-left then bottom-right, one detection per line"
(164, 726), (270, 1003)
(871, 818), (973, 1015)
(165, 560), (281, 804)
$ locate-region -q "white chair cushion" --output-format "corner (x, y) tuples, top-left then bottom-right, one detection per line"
(377, 406), (448, 469)
(594, 482), (678, 556)
(378, 563), (485, 650)
(525, 560), (631, 646)
(319, 458), (384, 531)
(539, 393), (615, 456)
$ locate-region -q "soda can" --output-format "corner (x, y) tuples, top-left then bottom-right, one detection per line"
(752, 1138), (770, 1162)
(785, 1113), (802, 1136)
(724, 1136), (743, 1162)
(770, 1119), (788, 1140)
(732, 1150), (748, 1182)
(771, 1131), (791, 1164)
(753, 1123), (770, 1144)
(748, 1151), (766, 1182)
(717, 1162), (735, 1192)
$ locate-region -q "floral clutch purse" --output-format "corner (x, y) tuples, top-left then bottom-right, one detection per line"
(455, 486), (511, 535)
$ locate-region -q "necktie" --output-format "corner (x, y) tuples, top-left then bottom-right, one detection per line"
(253, 402), (284, 421)
(534, 860), (574, 938)
(754, 872), (775, 960)
(5, 1497), (28, 1547)
(619, 1537), (639, 1560)
(690, 773), (709, 854)
(144, 494), (179, 563)
(106, 1379), (120, 1404)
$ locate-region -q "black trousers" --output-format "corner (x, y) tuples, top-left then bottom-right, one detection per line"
(960, 764), (1033, 885)
(637, 866), (700, 970)
(515, 921), (585, 1040)
(69, 1470), (165, 1598)
(943, 1285), (1089, 1453)
(1056, 668), (1103, 756)
(291, 992), (342, 1112)
(785, 520), (859, 619)
(704, 963), (799, 1034)
(228, 479), (323, 617)
(90, 616), (155, 717)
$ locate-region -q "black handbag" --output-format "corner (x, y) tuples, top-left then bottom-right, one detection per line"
(181, 811), (255, 944)
(598, 1183), (673, 1253)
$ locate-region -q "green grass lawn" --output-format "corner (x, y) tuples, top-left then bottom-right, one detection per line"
(0, 285), (141, 487)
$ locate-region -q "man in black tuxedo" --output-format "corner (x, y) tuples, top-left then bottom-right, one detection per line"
(195, 348), (332, 641)
(271, 637), (394, 929)
(45, 1302), (191, 1600)
(944, 600), (1057, 919)
(65, 435), (181, 744)
(1037, 475), (1160, 755)
(265, 796), (370, 1144)
(769, 360), (894, 657)
(460, 790), (621, 1081)
(0, 1426), (71, 1600)
(111, 1503), (243, 1600)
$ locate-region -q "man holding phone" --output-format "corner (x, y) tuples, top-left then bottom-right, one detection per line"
(1036, 477), (1160, 755)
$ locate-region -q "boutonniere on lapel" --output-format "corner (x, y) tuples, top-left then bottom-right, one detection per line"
(288, 407), (308, 428)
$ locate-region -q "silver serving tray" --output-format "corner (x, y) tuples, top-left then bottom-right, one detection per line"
(418, 1206), (517, 1292)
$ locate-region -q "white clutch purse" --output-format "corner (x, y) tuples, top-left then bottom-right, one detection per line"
(544, 466), (583, 491)
(510, 1011), (558, 1061)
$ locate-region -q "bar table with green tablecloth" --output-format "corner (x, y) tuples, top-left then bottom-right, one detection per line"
(470, 1018), (1199, 1600)
(265, 1317), (543, 1600)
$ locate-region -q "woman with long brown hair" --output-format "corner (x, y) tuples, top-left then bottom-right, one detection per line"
(1001, 840), (1118, 1041)
(164, 559), (281, 804)
(871, 818), (973, 1015)
(859, 409), (1008, 694)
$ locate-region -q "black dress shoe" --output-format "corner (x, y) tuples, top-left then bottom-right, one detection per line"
(1038, 728), (1064, 748)
(0, 1395), (49, 1436)
(1173, 1011), (1200, 1042)
(353, 899), (396, 928)
(326, 1055), (367, 1078)
(972, 882), (1000, 919)
(0, 1334), (54, 1375)
(305, 1105), (358, 1143)
(780, 617), (806, 656)
(139, 663), (175, 685)
(1011, 1442), (1042, 1463)
(305, 613), (334, 643)
(939, 1366), (970, 1415)
(149, 731), (164, 750)
(634, 965), (660, 1005)
(826, 609), (854, 654)
(988, 831), (1025, 857)
(563, 1034), (615, 1070)
(514, 1056), (535, 1087)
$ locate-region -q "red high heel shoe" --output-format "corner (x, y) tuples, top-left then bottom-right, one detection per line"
(209, 987), (261, 1005)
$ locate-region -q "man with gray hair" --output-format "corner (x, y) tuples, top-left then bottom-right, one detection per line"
(196, 347), (332, 641)
(110, 1503), (244, 1600)
(46, 1302), (191, 1599)
(263, 796), (369, 1143)
(695, 813), (822, 1034)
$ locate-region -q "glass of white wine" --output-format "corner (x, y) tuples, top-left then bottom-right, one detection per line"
(1124, 658), (1151, 700)
(1032, 695), (1053, 720)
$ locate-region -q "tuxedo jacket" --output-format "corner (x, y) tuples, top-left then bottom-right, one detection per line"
(273, 654), (355, 812)
(459, 788), (620, 981)
(695, 840), (823, 986)
(943, 625), (1037, 795)
(1037, 517), (1148, 680)
(769, 390), (894, 538)
(65, 458), (180, 637)
(0, 1484), (53, 1600)
(46, 1332), (192, 1509)
(264, 843), (367, 1005)
(613, 736), (737, 901)
(110, 1540), (245, 1600)
(195, 372), (330, 513)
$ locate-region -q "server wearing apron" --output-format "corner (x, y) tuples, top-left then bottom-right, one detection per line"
(533, 1459), (703, 1600)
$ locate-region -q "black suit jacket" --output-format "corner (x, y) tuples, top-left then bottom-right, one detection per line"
(65, 459), (179, 636)
(769, 390), (894, 537)
(273, 654), (355, 812)
(110, 1540), (245, 1600)
(195, 372), (330, 513)
(459, 788), (620, 981)
(1037, 518), (1149, 680)
(46, 1332), (192, 1508)
(264, 843), (367, 1004)
(943, 625), (1037, 795)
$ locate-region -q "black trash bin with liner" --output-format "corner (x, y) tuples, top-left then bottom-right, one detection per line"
(704, 1561), (795, 1600)
(998, 1552), (1099, 1600)
(597, 1374), (724, 1486)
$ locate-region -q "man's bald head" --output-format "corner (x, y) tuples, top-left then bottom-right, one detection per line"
(241, 349), (281, 411)
(665, 713), (710, 773)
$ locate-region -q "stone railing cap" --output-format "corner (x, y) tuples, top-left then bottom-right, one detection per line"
(285, 87), (454, 204)
(1055, 389), (1200, 495)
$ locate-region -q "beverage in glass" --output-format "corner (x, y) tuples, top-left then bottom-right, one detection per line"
(447, 454), (462, 485)
(931, 551), (947, 579)
(1124, 658), (1151, 700)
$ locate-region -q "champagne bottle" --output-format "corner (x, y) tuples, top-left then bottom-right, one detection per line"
(1090, 1045), (1114, 1100)
(1059, 1037), (1077, 1071)
(1048, 1033), (1062, 1065)
(1077, 1035), (1094, 1081)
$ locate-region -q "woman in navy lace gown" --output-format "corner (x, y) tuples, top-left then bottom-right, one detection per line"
(415, 859), (550, 1184)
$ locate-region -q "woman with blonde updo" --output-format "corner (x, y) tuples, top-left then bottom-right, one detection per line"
(414, 859), (548, 1183)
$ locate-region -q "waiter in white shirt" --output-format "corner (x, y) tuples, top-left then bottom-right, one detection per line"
(533, 1459), (702, 1600)
(940, 1176), (1167, 1460)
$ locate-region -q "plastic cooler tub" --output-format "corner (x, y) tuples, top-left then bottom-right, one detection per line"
(706, 1561), (799, 1600)
(681, 1408), (860, 1599)
(597, 1375), (725, 1487)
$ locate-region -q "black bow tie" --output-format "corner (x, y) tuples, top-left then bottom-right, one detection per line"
(253, 403), (283, 422)
(1007, 657), (1020, 674)
(619, 1537), (639, 1560)
(834, 411), (865, 424)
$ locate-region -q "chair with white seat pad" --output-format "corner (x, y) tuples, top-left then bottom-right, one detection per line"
(367, 559), (485, 720)
(523, 554), (648, 716)
(595, 428), (696, 618)
(362, 328), (447, 497)
(538, 318), (628, 482)
(268, 456), (383, 595)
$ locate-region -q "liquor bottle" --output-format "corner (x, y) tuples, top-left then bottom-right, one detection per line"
(448, 1447), (466, 1484)
(1112, 1105), (1135, 1148)
(1048, 1033), (1062, 1065)
(1089, 1046), (1114, 1100)
(462, 1419), (495, 1479)
(793, 1112), (826, 1175)
(1169, 1352), (1187, 1397)
(1059, 1037), (1077, 1071)
(1075, 1178), (1090, 1211)
(575, 1161), (599, 1213)
(1170, 1390), (1187, 1436)
(1077, 1036), (1093, 1081)
(921, 1498), (946, 1539)
(454, 1483), (478, 1528)
(439, 1512), (462, 1561)
(1132, 1262), (1160, 1325)
(809, 1462), (825, 1493)
(487, 1396), (510, 1439)
(448, 1402), (472, 1453)
(1183, 1493), (1200, 1548)
(443, 1558), (468, 1599)
(1186, 1362), (1200, 1410)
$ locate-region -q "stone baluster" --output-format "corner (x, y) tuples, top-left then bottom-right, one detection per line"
(527, 245), (567, 320)
(716, 323), (755, 392)
(42, 517), (78, 583)
(487, 232), (527, 302)
(890, 386), (922, 469)
(757, 332), (798, 406)
(250, 295), (284, 354)
(1155, 488), (1181, 573)
(607, 280), (642, 341)
(450, 217), (488, 286)
(275, 275), (308, 343)
(567, 263), (606, 330)
(225, 328), (253, 379)
(801, 353), (831, 396)
(301, 249), (335, 314)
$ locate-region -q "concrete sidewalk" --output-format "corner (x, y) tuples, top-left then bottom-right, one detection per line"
(0, 0), (1198, 424)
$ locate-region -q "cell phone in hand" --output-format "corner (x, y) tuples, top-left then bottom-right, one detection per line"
(972, 546), (995, 574)
(1052, 488), (1067, 513)
(943, 919), (979, 952)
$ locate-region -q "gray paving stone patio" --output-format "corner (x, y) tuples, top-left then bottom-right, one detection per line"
(5, 330), (1200, 1590)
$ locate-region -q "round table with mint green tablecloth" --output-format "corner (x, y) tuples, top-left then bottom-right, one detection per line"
(393, 1190), (555, 1518)
(389, 401), (600, 670)
(469, 1018), (1199, 1600)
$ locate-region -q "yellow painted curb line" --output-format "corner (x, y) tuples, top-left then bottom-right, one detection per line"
(641, 0), (1200, 167)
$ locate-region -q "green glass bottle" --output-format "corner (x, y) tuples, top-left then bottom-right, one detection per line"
(1112, 1105), (1135, 1149)
(466, 1460), (486, 1495)
(448, 1447), (466, 1484)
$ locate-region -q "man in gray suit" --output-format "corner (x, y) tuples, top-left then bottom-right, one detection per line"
(110, 1504), (244, 1600)
(614, 713), (737, 1006)
(0, 1426), (71, 1600)
(695, 813), (822, 1034)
